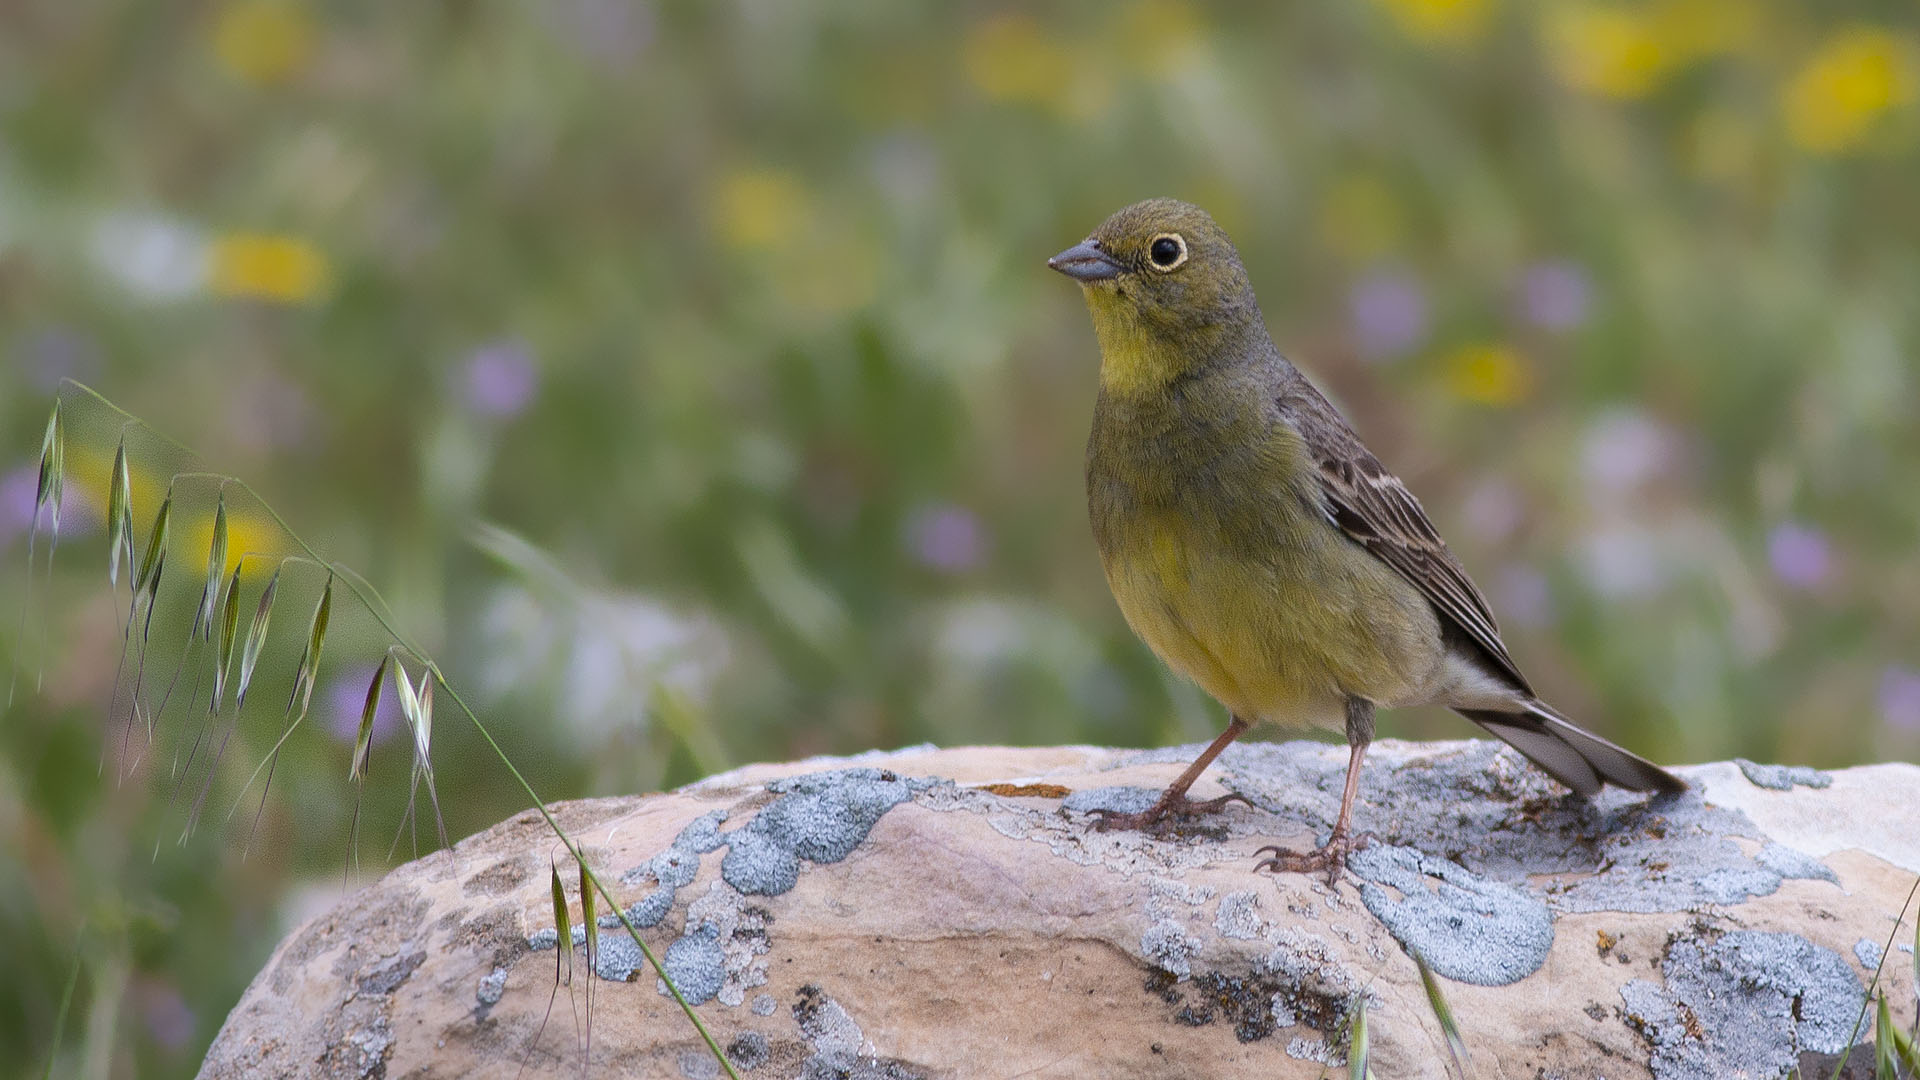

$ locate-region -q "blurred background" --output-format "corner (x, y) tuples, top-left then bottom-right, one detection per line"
(2, 0), (1918, 1074)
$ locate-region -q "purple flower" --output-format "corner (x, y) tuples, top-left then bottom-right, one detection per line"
(137, 978), (195, 1051)
(1581, 409), (1677, 497)
(1518, 259), (1592, 331)
(1879, 667), (1920, 735)
(1347, 268), (1428, 360)
(1767, 522), (1831, 589)
(905, 503), (984, 573)
(0, 461), (99, 546)
(463, 341), (539, 420)
(326, 664), (405, 746)
(0, 465), (38, 546)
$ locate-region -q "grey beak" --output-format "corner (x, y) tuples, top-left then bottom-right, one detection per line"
(1047, 240), (1124, 283)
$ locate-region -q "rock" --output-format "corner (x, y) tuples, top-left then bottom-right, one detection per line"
(199, 740), (1920, 1080)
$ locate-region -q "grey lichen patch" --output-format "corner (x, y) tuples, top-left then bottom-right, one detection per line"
(793, 984), (864, 1057)
(1284, 1034), (1342, 1066)
(682, 880), (774, 1006)
(607, 809), (735, 931)
(1736, 759), (1833, 791)
(1061, 786), (1159, 816)
(751, 993), (778, 1016)
(322, 1017), (394, 1079)
(1349, 844), (1554, 986)
(790, 983), (926, 1078)
(1853, 937), (1884, 971)
(1213, 891), (1267, 940)
(356, 950), (426, 995)
(475, 966), (508, 1006)
(592, 933), (646, 982)
(1142, 918), (1203, 979)
(798, 1053), (926, 1080)
(1262, 929), (1364, 1031)
(1620, 929), (1864, 1080)
(611, 885), (675, 929)
(525, 927), (558, 951)
(1755, 842), (1839, 885)
(661, 924), (726, 1005)
(677, 1049), (722, 1080)
(721, 769), (933, 897)
(727, 1031), (771, 1071)
(1218, 740), (1834, 916)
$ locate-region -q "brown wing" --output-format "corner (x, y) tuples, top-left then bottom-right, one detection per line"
(1279, 379), (1533, 695)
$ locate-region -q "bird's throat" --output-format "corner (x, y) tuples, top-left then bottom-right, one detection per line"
(1085, 291), (1195, 399)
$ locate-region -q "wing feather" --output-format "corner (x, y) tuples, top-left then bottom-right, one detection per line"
(1279, 379), (1532, 695)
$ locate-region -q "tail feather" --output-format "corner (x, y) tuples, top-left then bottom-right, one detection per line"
(1456, 703), (1686, 797)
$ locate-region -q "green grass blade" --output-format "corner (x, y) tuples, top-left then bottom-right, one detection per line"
(1348, 993), (1370, 1080)
(196, 494), (229, 640)
(134, 490), (173, 601)
(107, 440), (132, 588)
(1875, 992), (1898, 1080)
(49, 380), (748, 1080)
(1414, 951), (1472, 1079)
(287, 574), (332, 719)
(551, 862), (573, 988)
(234, 567), (279, 711)
(349, 657), (387, 783)
(212, 563), (243, 711)
(32, 398), (64, 553)
(1887, 1014), (1919, 1074)
(580, 851), (597, 1068)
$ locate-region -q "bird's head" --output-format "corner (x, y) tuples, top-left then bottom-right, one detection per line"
(1049, 199), (1259, 395)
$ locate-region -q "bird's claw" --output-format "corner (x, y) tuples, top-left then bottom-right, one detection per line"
(1253, 829), (1376, 884)
(1088, 790), (1252, 835)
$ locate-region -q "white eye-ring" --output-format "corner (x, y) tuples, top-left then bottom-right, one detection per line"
(1147, 233), (1188, 272)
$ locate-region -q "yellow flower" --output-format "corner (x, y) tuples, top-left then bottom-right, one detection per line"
(208, 234), (329, 303)
(963, 15), (1072, 109)
(1653, 0), (1758, 60)
(1547, 6), (1675, 100)
(1374, 0), (1497, 47)
(714, 169), (808, 253)
(1782, 27), (1916, 154)
(1443, 343), (1532, 406)
(212, 1), (315, 85)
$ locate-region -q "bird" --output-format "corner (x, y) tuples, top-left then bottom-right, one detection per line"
(1048, 198), (1685, 877)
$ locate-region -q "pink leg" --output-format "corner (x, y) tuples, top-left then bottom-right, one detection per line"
(1090, 716), (1252, 833)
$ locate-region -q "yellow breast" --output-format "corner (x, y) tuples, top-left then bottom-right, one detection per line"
(1100, 501), (1442, 731)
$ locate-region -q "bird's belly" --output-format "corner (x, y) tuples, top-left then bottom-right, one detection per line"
(1103, 519), (1443, 729)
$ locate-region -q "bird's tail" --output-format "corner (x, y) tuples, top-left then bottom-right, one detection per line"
(1455, 702), (1687, 798)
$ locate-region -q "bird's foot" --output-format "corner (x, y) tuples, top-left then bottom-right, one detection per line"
(1253, 829), (1376, 885)
(1089, 790), (1252, 836)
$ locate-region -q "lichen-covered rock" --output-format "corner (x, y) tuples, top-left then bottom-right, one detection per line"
(199, 741), (1920, 1080)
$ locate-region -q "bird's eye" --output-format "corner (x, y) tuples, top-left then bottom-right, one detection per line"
(1147, 233), (1188, 272)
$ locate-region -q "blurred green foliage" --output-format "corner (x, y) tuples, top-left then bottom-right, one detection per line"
(2, 0), (1919, 1075)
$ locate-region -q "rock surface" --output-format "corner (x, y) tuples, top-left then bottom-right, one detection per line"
(200, 739), (1920, 1079)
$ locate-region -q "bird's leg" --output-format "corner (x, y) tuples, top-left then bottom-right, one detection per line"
(1090, 715), (1253, 833)
(1255, 698), (1378, 882)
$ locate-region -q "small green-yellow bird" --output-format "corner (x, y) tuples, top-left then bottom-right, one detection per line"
(1050, 198), (1684, 876)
